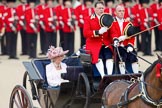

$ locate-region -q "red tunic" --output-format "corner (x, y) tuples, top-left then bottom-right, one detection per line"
(0, 5), (5, 31)
(109, 18), (135, 47)
(131, 4), (142, 27)
(25, 7), (39, 33)
(62, 7), (77, 33)
(139, 7), (154, 31)
(104, 7), (115, 16)
(75, 4), (86, 28)
(16, 4), (28, 30)
(157, 6), (162, 30)
(82, 7), (94, 20)
(150, 3), (159, 25)
(35, 4), (46, 29)
(83, 13), (112, 64)
(55, 5), (64, 30)
(3, 7), (19, 32)
(43, 7), (58, 32)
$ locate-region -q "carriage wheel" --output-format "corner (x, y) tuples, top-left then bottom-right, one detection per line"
(76, 73), (91, 108)
(23, 71), (38, 100)
(9, 85), (33, 108)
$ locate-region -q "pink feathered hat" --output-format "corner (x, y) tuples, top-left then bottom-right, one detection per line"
(46, 46), (69, 59)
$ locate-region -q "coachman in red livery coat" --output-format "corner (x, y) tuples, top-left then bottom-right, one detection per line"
(110, 4), (138, 74)
(4, 0), (19, 59)
(84, 1), (113, 77)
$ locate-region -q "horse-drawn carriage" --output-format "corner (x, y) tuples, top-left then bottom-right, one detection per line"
(9, 51), (143, 108)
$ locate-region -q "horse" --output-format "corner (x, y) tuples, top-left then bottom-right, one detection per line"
(102, 55), (162, 108)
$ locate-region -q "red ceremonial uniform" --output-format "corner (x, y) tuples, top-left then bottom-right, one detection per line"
(3, 7), (19, 32)
(25, 7), (39, 33)
(43, 6), (58, 32)
(35, 4), (46, 29)
(82, 7), (94, 20)
(0, 5), (5, 31)
(139, 7), (154, 31)
(157, 6), (162, 30)
(110, 18), (135, 47)
(131, 4), (141, 27)
(16, 4), (28, 30)
(150, 2), (159, 25)
(62, 7), (77, 32)
(75, 4), (86, 28)
(104, 7), (115, 16)
(83, 14), (112, 64)
(55, 5), (64, 30)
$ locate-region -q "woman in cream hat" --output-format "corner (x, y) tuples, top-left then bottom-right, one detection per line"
(46, 46), (69, 87)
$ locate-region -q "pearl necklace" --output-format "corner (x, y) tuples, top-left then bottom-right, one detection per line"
(53, 62), (61, 69)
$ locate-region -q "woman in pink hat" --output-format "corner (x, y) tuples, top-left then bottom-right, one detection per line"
(46, 46), (69, 87)
(43, 46), (69, 106)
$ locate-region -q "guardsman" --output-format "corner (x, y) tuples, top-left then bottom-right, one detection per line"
(16, 0), (28, 55)
(122, 0), (134, 22)
(75, 0), (86, 47)
(43, 0), (58, 51)
(83, 1), (113, 77)
(4, 0), (19, 59)
(104, 0), (115, 17)
(62, 0), (77, 56)
(36, 0), (46, 55)
(139, 0), (154, 56)
(110, 4), (138, 74)
(157, 0), (162, 55)
(150, 0), (160, 51)
(0, 0), (7, 55)
(25, 0), (39, 58)
(82, 0), (94, 19)
(132, 0), (142, 51)
(55, 0), (64, 47)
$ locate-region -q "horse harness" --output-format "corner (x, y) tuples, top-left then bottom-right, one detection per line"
(107, 72), (162, 108)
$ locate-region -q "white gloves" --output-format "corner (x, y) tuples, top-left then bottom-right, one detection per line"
(99, 27), (108, 34)
(127, 46), (133, 52)
(118, 35), (127, 42)
(113, 40), (119, 47)
(79, 19), (84, 24)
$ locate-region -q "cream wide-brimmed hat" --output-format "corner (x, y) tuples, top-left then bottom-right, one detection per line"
(46, 46), (69, 59)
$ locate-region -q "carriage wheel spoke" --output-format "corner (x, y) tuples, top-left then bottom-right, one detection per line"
(21, 91), (28, 108)
(15, 90), (23, 108)
(13, 98), (21, 108)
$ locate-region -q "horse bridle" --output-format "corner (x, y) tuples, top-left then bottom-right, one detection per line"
(103, 61), (162, 108)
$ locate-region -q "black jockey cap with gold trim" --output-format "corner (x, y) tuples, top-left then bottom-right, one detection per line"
(100, 13), (114, 29)
(124, 23), (137, 37)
